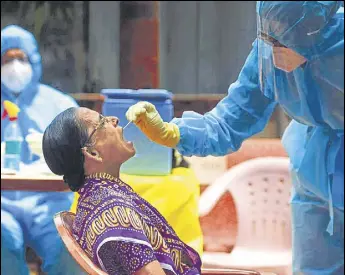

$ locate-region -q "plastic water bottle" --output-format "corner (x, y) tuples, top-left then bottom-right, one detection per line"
(3, 120), (23, 171)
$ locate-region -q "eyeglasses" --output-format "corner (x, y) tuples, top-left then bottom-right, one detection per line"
(83, 114), (109, 149)
(258, 32), (287, 48)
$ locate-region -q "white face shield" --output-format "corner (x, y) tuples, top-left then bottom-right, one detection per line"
(257, 27), (307, 99)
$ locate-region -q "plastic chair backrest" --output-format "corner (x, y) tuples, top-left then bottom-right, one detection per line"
(54, 211), (107, 275)
(200, 157), (291, 251)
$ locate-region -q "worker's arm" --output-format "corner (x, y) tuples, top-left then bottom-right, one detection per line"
(172, 40), (277, 156)
(126, 40), (277, 156)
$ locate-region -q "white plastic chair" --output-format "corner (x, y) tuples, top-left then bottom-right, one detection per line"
(199, 157), (292, 275)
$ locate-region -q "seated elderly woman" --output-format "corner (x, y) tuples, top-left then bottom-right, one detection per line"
(42, 107), (202, 275)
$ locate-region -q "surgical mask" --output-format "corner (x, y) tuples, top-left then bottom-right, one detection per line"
(1, 59), (33, 93)
(272, 47), (307, 73)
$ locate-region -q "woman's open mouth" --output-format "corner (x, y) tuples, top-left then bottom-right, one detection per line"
(122, 129), (133, 146)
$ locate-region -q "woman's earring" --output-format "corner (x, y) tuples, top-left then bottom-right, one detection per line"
(91, 150), (102, 161)
(83, 147), (96, 157)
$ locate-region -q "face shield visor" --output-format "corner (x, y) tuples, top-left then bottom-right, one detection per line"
(257, 27), (307, 99)
(256, 1), (343, 99)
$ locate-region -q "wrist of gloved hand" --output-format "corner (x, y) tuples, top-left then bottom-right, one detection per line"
(159, 122), (180, 148)
(142, 121), (180, 148)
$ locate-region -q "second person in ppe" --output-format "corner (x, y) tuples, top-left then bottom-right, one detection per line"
(1, 25), (85, 275)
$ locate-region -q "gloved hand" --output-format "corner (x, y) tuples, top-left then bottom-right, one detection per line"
(126, 101), (180, 148)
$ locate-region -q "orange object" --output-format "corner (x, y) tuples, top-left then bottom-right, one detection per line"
(120, 1), (160, 88)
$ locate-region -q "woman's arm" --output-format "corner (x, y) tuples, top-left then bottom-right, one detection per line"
(97, 240), (166, 275)
(134, 260), (166, 275)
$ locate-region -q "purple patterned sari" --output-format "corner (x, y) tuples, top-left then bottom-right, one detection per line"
(72, 173), (202, 275)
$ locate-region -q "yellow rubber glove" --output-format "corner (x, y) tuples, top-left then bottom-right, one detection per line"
(126, 101), (180, 148)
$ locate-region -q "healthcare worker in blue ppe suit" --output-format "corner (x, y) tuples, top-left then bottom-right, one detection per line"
(1, 25), (85, 275)
(127, 2), (344, 274)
